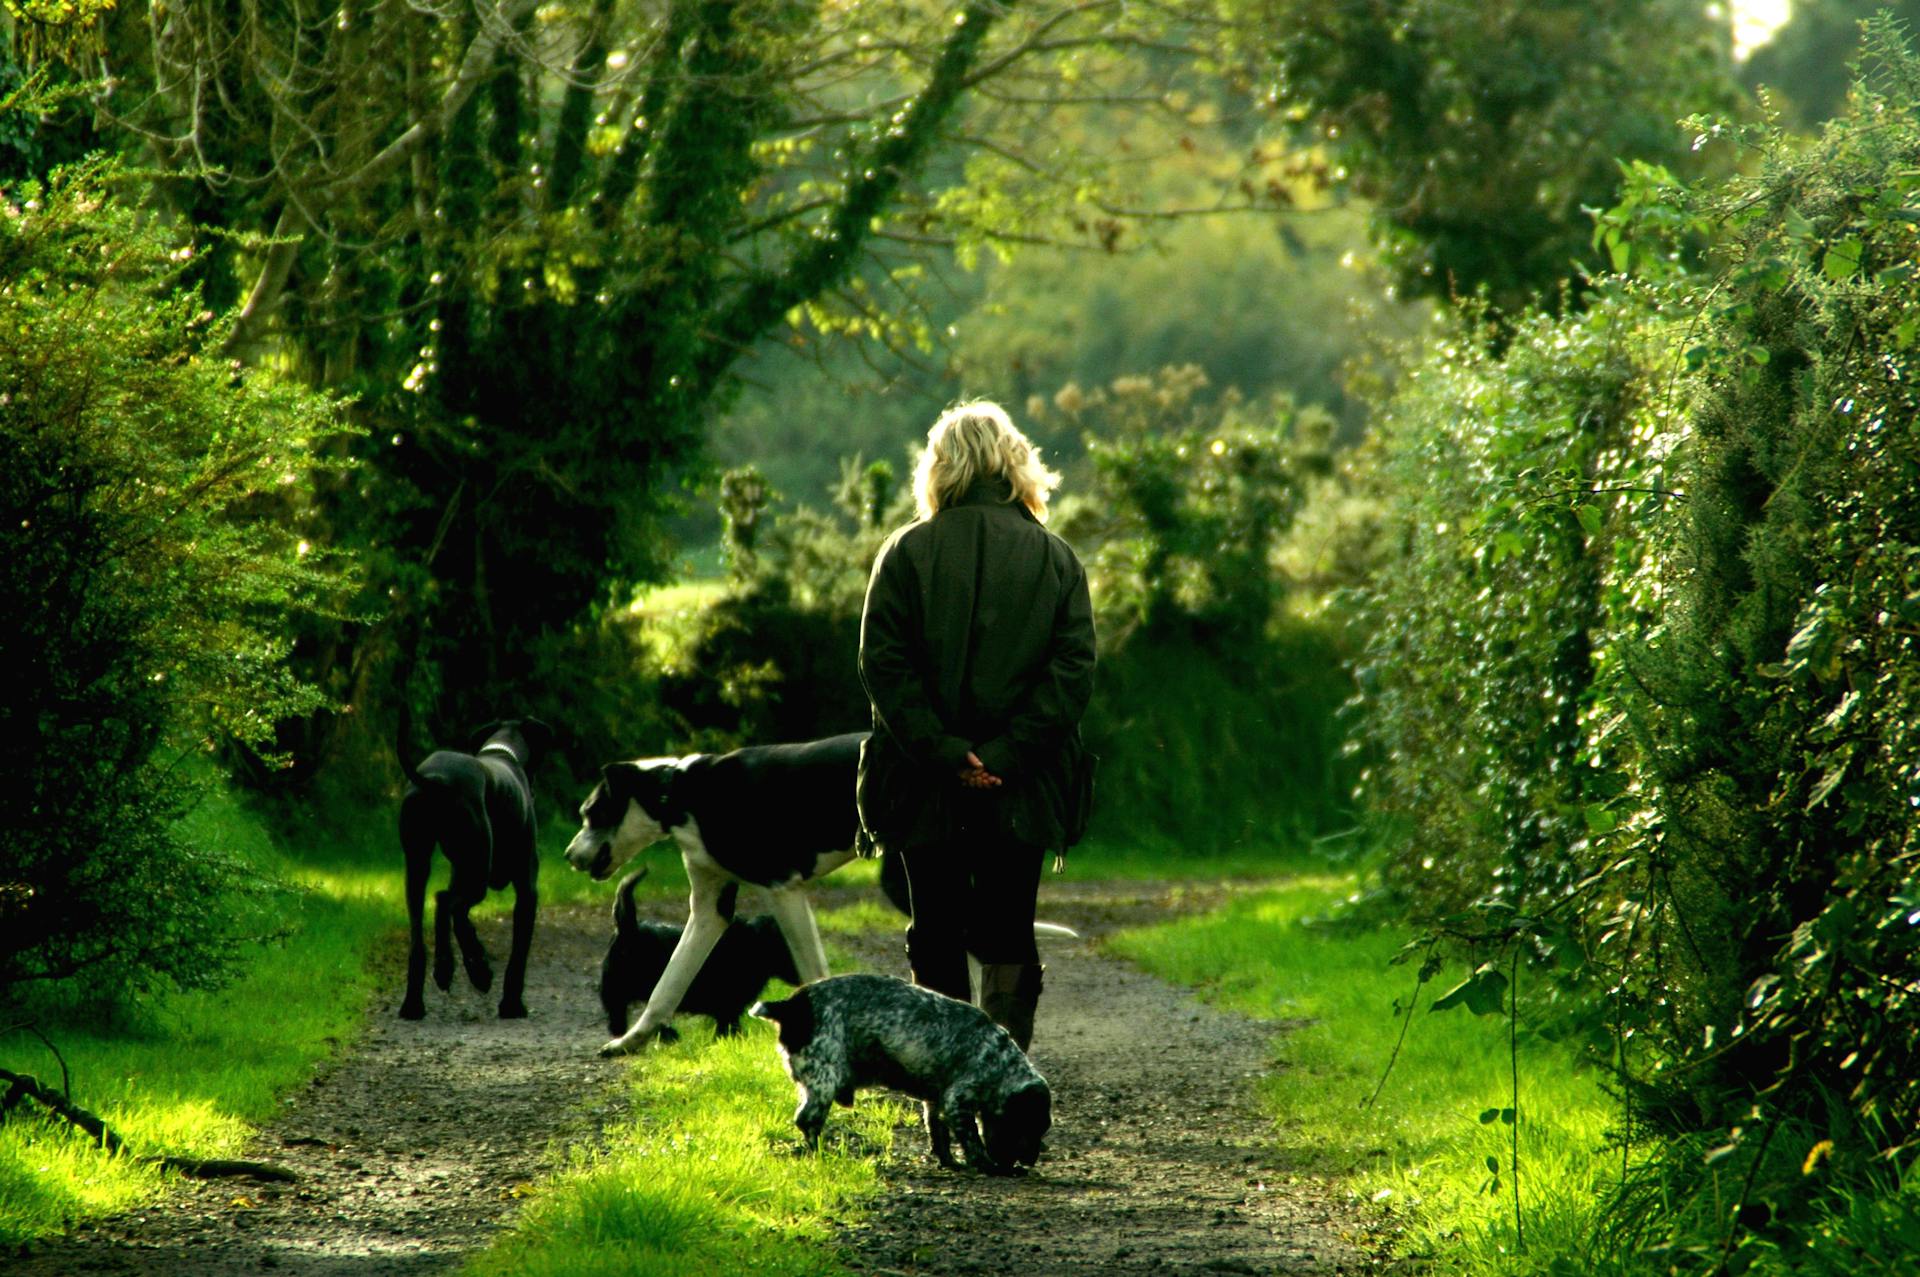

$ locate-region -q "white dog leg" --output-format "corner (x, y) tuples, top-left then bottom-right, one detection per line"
(600, 858), (733, 1056)
(765, 885), (831, 986)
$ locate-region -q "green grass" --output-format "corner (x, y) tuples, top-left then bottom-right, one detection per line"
(463, 1023), (905, 1277)
(1106, 872), (1629, 1275)
(0, 784), (397, 1245)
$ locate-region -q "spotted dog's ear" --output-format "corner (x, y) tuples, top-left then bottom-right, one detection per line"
(750, 993), (815, 1051)
(586, 762), (646, 828)
(600, 761), (643, 800)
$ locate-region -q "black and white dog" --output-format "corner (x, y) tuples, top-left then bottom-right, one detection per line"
(565, 733), (865, 1055)
(752, 974), (1051, 1175)
(599, 866), (801, 1040)
(397, 718), (553, 1021)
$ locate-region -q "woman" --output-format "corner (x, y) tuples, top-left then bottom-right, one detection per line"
(856, 399), (1096, 1051)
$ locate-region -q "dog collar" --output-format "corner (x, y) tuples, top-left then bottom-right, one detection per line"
(478, 742), (520, 763)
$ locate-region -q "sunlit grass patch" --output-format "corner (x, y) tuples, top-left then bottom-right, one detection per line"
(1107, 875), (1625, 1275)
(466, 1023), (904, 1277)
(0, 784), (394, 1245)
(1066, 833), (1364, 882)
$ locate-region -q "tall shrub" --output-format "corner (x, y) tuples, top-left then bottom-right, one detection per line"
(0, 155), (346, 1001)
(1348, 284), (1676, 915)
(1613, 20), (1920, 1155)
(1349, 24), (1920, 1263)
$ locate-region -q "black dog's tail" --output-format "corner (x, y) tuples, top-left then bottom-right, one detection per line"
(396, 687), (428, 788)
(392, 604), (433, 789)
(612, 866), (648, 937)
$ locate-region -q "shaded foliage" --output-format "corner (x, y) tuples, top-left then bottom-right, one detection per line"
(0, 153), (346, 1002)
(1254, 0), (1737, 312)
(1349, 23), (1920, 1266)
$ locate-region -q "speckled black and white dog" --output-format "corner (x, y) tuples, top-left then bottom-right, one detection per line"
(599, 867), (801, 1039)
(751, 973), (1051, 1175)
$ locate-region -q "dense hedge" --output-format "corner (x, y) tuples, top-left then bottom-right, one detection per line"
(1349, 23), (1920, 1264)
(0, 156), (344, 1003)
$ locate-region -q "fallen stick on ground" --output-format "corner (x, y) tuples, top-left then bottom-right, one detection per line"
(1, 1066), (297, 1183)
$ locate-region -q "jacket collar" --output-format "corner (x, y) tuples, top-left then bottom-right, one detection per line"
(952, 474), (1032, 517)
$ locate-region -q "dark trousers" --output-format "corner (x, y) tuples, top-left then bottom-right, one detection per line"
(901, 814), (1044, 1002)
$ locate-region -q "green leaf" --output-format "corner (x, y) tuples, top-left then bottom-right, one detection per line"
(1822, 237), (1863, 281)
(1431, 964), (1509, 1015)
(1480, 1108), (1502, 1124)
(1575, 504), (1603, 537)
(1806, 744), (1854, 811)
(1584, 803), (1618, 834)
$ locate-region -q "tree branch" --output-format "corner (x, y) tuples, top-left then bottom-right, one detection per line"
(699, 0), (1009, 391)
(224, 0), (538, 354)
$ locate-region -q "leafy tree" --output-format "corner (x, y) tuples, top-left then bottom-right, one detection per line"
(1249, 0), (1738, 312)
(6, 0), (1281, 771)
(0, 149), (346, 1001)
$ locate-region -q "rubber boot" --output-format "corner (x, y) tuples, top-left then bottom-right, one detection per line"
(977, 962), (1043, 1052)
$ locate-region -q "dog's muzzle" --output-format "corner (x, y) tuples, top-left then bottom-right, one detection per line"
(586, 844), (613, 880)
(567, 831), (615, 880)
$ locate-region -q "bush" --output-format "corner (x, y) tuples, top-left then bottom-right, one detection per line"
(1346, 283), (1674, 916)
(0, 154), (346, 1004)
(1346, 22), (1920, 1264)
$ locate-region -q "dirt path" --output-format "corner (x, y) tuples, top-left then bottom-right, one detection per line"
(826, 881), (1376, 1277)
(9, 881), (1376, 1276)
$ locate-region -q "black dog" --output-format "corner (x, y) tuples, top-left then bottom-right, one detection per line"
(599, 867), (801, 1039)
(397, 718), (553, 1020)
(752, 973), (1051, 1175)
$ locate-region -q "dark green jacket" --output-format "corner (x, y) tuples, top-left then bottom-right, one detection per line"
(855, 475), (1096, 854)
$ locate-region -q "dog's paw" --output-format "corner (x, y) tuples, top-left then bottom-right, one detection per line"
(466, 963), (494, 993)
(432, 964), (454, 993)
(498, 999), (528, 1019)
(397, 999), (426, 1021)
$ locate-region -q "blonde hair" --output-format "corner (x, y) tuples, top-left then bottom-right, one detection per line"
(912, 399), (1060, 523)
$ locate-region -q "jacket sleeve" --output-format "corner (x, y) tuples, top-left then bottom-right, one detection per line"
(972, 551), (1096, 778)
(859, 536), (974, 771)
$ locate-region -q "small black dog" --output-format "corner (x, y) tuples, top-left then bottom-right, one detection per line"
(397, 717), (552, 1021)
(600, 867), (802, 1041)
(752, 973), (1051, 1175)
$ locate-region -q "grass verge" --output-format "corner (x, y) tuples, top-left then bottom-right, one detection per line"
(0, 784), (398, 1245)
(462, 1022), (904, 1277)
(1105, 872), (1628, 1275)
